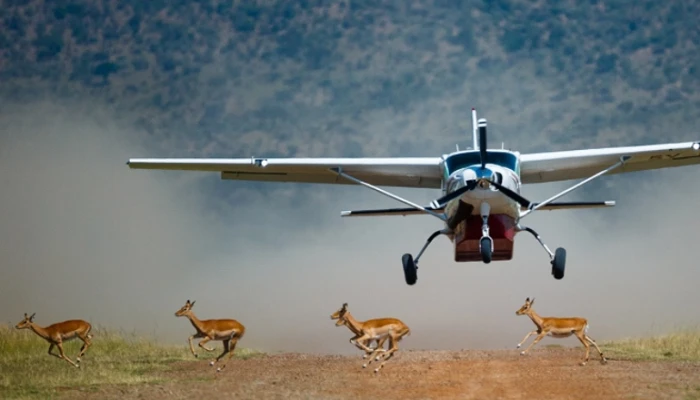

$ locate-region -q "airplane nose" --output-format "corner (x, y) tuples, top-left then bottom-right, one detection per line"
(465, 168), (494, 187)
(474, 167), (493, 180)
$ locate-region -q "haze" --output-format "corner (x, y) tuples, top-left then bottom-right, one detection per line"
(1, 98), (699, 356)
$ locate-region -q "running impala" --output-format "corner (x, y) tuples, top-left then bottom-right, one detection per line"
(174, 299), (246, 372)
(15, 313), (93, 368)
(515, 297), (607, 366)
(330, 302), (410, 373)
(330, 305), (388, 359)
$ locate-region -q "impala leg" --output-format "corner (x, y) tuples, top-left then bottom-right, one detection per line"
(374, 346), (398, 373)
(364, 340), (388, 367)
(361, 340), (371, 359)
(372, 336), (390, 361)
(350, 334), (376, 354)
(363, 339), (381, 359)
(211, 339), (230, 369)
(348, 334), (371, 357)
(585, 335), (607, 364)
(198, 337), (216, 352)
(56, 342), (79, 367)
(520, 332), (546, 355)
(47, 343), (61, 359)
(374, 332), (407, 373)
(188, 335), (198, 358)
(353, 334), (381, 369)
(574, 331), (591, 366)
(77, 333), (92, 362)
(517, 330), (538, 348)
(216, 337), (240, 372)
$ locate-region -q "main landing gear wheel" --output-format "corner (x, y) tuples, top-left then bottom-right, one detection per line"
(551, 247), (566, 280)
(480, 237), (492, 264)
(402, 253), (417, 285)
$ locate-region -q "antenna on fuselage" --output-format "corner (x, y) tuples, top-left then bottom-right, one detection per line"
(478, 119), (487, 170)
(471, 108), (478, 151)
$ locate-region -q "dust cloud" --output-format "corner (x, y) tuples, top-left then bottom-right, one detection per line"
(1, 99), (699, 358)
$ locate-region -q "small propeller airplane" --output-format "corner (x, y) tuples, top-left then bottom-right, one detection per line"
(127, 109), (700, 286)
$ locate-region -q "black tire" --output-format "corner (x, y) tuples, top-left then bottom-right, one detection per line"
(551, 247), (566, 280)
(480, 237), (492, 264)
(402, 253), (417, 285)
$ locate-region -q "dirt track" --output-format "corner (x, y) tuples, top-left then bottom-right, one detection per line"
(61, 348), (700, 400)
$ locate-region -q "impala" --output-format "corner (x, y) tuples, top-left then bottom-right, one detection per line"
(330, 302), (410, 373)
(515, 297), (607, 366)
(174, 299), (245, 372)
(330, 305), (388, 359)
(15, 313), (92, 368)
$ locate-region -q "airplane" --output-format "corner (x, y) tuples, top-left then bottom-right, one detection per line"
(126, 108), (700, 286)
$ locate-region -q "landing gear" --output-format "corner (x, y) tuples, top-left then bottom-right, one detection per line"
(400, 229), (448, 286)
(480, 237), (492, 264)
(519, 226), (567, 280)
(479, 202), (493, 264)
(402, 254), (417, 285)
(551, 248), (566, 280)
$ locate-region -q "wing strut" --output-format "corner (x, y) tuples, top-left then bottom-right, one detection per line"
(331, 168), (447, 221)
(518, 156), (630, 220)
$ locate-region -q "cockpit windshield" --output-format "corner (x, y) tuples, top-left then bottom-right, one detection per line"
(443, 150), (520, 178)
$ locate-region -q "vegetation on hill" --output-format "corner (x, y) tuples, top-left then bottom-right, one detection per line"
(1, 0), (698, 216)
(1, 1), (698, 158)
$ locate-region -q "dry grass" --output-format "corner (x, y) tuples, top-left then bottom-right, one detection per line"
(0, 324), (263, 400)
(601, 327), (700, 362)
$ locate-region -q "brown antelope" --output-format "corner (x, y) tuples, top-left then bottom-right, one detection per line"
(330, 302), (410, 373)
(174, 299), (245, 372)
(330, 305), (388, 359)
(15, 313), (93, 368)
(515, 297), (607, 366)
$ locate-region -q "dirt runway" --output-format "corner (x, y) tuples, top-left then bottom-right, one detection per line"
(61, 348), (700, 399)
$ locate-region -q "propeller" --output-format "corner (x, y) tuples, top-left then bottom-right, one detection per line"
(484, 179), (532, 209)
(430, 180), (478, 209)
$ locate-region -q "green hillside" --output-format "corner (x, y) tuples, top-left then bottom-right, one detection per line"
(1, 0), (697, 161)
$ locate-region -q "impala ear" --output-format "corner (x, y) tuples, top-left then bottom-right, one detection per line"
(342, 303), (348, 309)
(525, 297), (529, 302)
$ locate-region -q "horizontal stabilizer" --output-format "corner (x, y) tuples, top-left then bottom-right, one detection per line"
(341, 206), (444, 218)
(521, 201), (615, 211)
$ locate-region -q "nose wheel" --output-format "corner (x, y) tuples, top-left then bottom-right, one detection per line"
(480, 237), (492, 264)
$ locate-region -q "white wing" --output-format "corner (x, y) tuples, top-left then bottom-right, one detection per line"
(126, 157), (444, 189)
(520, 141), (700, 184)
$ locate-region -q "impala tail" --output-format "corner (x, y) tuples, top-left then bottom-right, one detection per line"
(235, 325), (246, 339)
